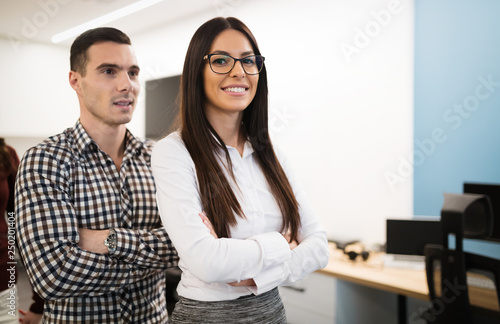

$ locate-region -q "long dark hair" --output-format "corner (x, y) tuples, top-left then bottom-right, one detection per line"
(178, 17), (301, 241)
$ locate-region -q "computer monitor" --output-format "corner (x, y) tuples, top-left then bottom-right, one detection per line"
(464, 182), (500, 242)
(386, 219), (442, 255)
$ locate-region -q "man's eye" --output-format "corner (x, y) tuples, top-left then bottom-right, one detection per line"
(103, 69), (114, 75)
(129, 71), (139, 77)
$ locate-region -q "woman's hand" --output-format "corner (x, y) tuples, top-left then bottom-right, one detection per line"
(228, 279), (255, 287)
(283, 232), (299, 250)
(199, 212), (217, 238)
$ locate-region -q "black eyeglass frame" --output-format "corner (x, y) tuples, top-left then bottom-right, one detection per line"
(203, 54), (265, 75)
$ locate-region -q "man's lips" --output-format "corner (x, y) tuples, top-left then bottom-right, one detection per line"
(113, 99), (134, 107)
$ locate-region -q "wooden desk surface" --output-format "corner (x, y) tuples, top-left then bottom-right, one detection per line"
(317, 244), (499, 312)
(318, 246), (429, 301)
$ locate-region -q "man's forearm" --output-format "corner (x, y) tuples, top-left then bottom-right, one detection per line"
(78, 228), (110, 254)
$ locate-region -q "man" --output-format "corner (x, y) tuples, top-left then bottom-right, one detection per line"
(15, 27), (178, 323)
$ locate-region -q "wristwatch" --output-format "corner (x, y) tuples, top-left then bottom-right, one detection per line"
(104, 228), (117, 255)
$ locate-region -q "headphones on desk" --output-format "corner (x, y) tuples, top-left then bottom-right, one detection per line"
(344, 248), (370, 261)
(334, 240), (371, 261)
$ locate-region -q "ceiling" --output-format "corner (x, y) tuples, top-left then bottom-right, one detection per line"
(0, 0), (214, 46)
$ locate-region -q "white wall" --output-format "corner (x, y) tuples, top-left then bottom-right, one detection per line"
(1, 0), (414, 246)
(0, 39), (77, 137)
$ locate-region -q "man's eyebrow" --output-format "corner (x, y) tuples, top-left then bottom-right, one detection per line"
(95, 63), (140, 71)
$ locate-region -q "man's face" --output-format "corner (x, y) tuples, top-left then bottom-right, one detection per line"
(71, 41), (140, 128)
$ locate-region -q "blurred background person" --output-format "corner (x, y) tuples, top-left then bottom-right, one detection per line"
(0, 138), (43, 324)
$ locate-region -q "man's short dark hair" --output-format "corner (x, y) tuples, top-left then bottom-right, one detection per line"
(70, 27), (131, 76)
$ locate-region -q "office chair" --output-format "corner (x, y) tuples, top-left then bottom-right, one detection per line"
(423, 193), (500, 324)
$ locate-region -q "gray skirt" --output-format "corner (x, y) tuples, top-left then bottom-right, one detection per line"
(170, 287), (287, 324)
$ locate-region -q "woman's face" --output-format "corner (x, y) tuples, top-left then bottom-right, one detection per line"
(203, 29), (259, 120)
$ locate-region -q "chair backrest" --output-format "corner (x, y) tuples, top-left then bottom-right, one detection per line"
(423, 193), (500, 323)
(425, 245), (500, 323)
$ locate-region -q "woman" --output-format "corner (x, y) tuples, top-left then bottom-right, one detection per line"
(152, 17), (329, 323)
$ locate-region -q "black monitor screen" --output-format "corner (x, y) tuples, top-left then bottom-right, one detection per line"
(386, 219), (442, 255)
(464, 182), (500, 242)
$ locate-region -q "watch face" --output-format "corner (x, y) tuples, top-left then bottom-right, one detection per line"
(105, 230), (117, 254)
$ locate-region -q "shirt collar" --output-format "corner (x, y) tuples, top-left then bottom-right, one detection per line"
(71, 120), (148, 159)
(208, 130), (255, 158)
(123, 128), (149, 159)
(240, 140), (254, 159)
(72, 120), (96, 155)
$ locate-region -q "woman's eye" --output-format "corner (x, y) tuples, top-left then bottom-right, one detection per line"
(243, 57), (255, 65)
(212, 58), (229, 65)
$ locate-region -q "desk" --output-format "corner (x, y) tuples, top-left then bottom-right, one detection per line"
(317, 245), (498, 323)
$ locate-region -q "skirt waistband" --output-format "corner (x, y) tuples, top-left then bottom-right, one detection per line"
(170, 287), (286, 324)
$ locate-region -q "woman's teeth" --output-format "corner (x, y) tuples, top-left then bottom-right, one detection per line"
(224, 87), (246, 93)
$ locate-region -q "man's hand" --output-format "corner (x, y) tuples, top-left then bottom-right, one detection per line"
(78, 228), (110, 254)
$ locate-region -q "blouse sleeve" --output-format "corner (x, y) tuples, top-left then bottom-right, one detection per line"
(151, 134), (291, 284)
(248, 147), (330, 295)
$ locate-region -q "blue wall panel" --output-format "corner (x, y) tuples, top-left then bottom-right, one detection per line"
(414, 0), (500, 256)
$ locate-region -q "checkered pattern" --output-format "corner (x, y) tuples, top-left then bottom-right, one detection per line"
(15, 121), (178, 323)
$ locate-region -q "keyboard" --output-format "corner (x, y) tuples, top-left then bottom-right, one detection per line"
(467, 275), (496, 290)
(383, 254), (426, 270)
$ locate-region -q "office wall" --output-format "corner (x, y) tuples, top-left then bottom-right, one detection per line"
(414, 0), (500, 257)
(0, 39), (77, 137)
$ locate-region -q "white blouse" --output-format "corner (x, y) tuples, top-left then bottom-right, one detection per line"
(151, 132), (329, 301)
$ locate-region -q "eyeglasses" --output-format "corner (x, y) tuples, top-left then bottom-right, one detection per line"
(203, 54), (265, 75)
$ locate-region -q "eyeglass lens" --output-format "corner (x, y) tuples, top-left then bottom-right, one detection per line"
(209, 55), (263, 74)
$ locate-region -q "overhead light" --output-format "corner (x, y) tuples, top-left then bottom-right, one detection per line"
(51, 0), (163, 43)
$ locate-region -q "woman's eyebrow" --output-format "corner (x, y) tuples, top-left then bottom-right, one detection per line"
(211, 50), (255, 56)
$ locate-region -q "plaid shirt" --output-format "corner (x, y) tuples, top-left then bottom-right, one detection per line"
(15, 121), (178, 323)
